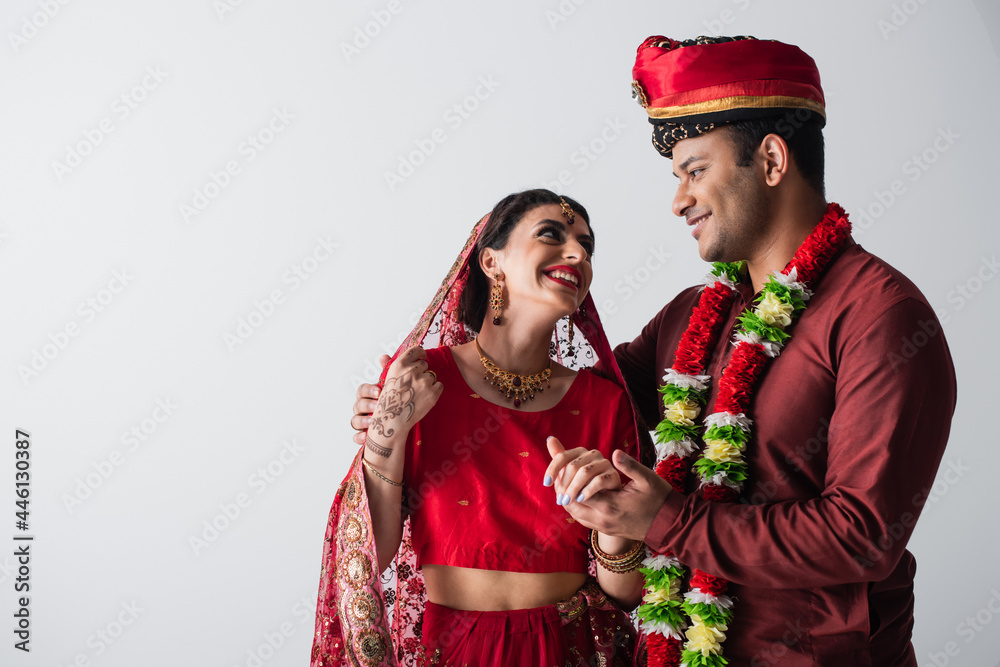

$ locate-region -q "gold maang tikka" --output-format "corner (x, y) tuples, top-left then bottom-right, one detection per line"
(559, 197), (575, 225)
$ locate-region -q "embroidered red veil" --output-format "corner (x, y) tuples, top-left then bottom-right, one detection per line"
(310, 211), (654, 666)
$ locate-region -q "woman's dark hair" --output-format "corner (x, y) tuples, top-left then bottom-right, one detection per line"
(457, 189), (590, 333)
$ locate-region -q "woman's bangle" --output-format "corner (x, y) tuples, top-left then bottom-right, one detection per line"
(590, 529), (645, 573)
(361, 457), (403, 488)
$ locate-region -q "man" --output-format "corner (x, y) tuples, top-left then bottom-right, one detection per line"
(353, 35), (956, 666)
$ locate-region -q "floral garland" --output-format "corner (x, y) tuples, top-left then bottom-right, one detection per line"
(638, 203), (852, 667)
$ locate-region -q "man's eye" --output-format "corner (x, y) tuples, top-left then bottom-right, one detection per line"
(690, 168), (704, 178)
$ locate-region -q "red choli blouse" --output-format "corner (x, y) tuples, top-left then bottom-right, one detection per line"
(403, 346), (638, 574)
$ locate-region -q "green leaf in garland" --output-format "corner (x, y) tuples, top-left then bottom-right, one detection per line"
(654, 419), (701, 444)
(680, 650), (730, 667)
(658, 383), (707, 406)
(737, 311), (791, 344)
(640, 565), (686, 582)
(702, 425), (749, 447)
(637, 600), (686, 629)
(692, 457), (748, 484)
(711, 261), (744, 285)
(760, 277), (807, 312)
(682, 600), (734, 628)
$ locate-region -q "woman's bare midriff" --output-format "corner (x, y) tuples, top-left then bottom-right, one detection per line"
(422, 564), (588, 611)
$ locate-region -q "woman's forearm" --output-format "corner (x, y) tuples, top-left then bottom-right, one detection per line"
(362, 431), (408, 572)
(594, 532), (646, 611)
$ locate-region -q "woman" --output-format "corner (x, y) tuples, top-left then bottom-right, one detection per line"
(312, 190), (653, 666)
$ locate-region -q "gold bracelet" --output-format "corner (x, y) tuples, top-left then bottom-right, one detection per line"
(590, 529), (645, 573)
(361, 458), (403, 487)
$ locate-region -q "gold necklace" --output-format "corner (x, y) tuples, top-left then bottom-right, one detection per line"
(474, 338), (552, 408)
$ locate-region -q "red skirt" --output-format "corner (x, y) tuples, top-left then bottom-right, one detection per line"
(420, 581), (638, 666)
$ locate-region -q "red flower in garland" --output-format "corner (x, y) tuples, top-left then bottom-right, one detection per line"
(673, 284), (736, 375)
(714, 343), (770, 414)
(690, 569), (730, 597)
(783, 204), (850, 284)
(647, 633), (683, 667)
(656, 455), (689, 492)
(701, 483), (739, 502)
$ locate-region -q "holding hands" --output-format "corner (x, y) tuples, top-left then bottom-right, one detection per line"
(545, 435), (671, 543)
(544, 437), (623, 505)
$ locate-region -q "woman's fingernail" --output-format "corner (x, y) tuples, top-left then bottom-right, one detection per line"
(556, 494), (564, 505)
(576, 493), (586, 503)
(543, 475), (553, 487)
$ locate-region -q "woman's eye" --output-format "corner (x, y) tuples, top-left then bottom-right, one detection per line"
(538, 227), (561, 241)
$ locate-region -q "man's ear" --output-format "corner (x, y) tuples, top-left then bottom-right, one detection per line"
(760, 133), (790, 187)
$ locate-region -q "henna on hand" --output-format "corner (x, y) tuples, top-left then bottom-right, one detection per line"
(365, 434), (394, 459)
(369, 371), (417, 438)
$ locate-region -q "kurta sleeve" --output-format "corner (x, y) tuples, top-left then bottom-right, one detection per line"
(644, 297), (957, 588)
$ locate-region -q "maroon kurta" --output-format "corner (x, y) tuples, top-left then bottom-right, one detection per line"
(613, 239), (956, 666)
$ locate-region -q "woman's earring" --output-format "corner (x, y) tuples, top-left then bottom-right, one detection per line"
(567, 317), (576, 357)
(490, 275), (503, 325)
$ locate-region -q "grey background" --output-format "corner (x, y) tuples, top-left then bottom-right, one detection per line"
(1, 0), (997, 665)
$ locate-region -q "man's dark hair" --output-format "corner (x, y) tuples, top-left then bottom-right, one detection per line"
(725, 111), (825, 196)
(457, 189), (590, 332)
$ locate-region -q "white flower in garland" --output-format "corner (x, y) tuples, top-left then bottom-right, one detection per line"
(662, 369), (712, 391)
(757, 291), (794, 327)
